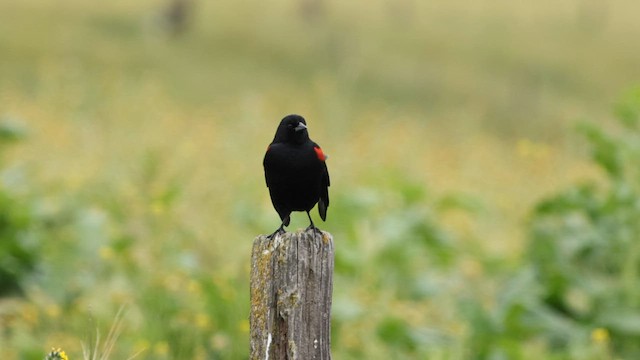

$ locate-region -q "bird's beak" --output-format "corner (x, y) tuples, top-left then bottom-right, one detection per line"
(294, 123), (307, 132)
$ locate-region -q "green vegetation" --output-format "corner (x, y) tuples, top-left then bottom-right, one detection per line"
(461, 91), (640, 359)
(1, 0), (640, 358)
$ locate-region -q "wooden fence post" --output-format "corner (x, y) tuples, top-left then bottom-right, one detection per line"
(250, 229), (334, 360)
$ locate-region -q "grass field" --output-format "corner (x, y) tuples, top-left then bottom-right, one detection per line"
(1, 0), (640, 358)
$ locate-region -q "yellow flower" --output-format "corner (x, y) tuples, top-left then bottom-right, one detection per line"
(195, 312), (210, 329)
(591, 327), (610, 344)
(151, 200), (165, 215)
(45, 348), (69, 360)
(99, 246), (115, 260)
(187, 280), (202, 295)
(134, 339), (150, 354)
(45, 304), (61, 319)
(238, 319), (250, 333)
(21, 304), (39, 326)
(516, 138), (551, 160)
(154, 341), (169, 356)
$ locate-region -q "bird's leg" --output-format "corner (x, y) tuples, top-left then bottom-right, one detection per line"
(305, 211), (322, 235)
(267, 222), (286, 239)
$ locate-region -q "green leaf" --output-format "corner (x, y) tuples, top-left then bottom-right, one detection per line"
(0, 116), (28, 143)
(614, 87), (640, 129)
(377, 316), (416, 351)
(577, 122), (623, 178)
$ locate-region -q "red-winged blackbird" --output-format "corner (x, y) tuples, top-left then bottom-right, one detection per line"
(263, 114), (330, 236)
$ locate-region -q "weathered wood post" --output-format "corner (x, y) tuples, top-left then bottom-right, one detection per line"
(250, 229), (334, 360)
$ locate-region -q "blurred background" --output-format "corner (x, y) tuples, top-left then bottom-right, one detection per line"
(1, 0), (640, 358)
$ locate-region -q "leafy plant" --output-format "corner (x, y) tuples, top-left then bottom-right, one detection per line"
(328, 174), (474, 358)
(0, 117), (35, 296)
(459, 90), (640, 359)
(526, 88), (640, 356)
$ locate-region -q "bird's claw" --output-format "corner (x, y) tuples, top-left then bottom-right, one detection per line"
(267, 226), (286, 240)
(305, 224), (323, 236)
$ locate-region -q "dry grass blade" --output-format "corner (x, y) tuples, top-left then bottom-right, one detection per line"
(81, 305), (144, 360)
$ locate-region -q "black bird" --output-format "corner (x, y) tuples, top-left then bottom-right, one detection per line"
(263, 114), (330, 237)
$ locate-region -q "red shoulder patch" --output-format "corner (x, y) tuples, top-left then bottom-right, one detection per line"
(314, 146), (327, 161)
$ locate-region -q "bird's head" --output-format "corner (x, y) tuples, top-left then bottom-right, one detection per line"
(273, 114), (309, 144)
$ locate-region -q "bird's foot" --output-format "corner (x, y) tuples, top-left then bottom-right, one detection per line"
(305, 224), (323, 236)
(267, 226), (286, 240)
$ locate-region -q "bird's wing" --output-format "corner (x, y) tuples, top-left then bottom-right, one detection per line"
(318, 150), (330, 221)
(263, 144), (274, 187)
